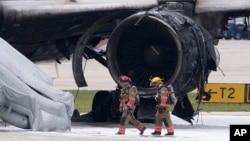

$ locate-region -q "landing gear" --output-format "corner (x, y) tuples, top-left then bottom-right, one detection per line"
(234, 33), (241, 40)
(92, 91), (113, 122)
(92, 90), (122, 122)
(71, 90), (121, 123)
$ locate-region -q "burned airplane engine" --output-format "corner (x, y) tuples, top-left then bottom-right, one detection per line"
(104, 9), (218, 123)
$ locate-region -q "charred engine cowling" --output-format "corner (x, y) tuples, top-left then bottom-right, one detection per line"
(106, 9), (218, 122)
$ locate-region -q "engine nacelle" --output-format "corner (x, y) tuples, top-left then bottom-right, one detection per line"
(106, 9), (218, 97)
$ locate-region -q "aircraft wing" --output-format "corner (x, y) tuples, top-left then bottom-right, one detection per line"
(0, 0), (158, 61)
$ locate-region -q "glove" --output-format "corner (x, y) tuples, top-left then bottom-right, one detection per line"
(155, 104), (159, 110)
(154, 95), (159, 101)
(124, 105), (129, 111)
(157, 106), (166, 114)
(119, 107), (123, 112)
(127, 109), (133, 116)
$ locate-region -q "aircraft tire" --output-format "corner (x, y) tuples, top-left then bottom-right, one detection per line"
(92, 90), (112, 122)
(223, 32), (231, 40)
(234, 33), (241, 40)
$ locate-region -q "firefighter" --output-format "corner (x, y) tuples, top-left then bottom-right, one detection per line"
(116, 75), (146, 135)
(150, 76), (174, 136)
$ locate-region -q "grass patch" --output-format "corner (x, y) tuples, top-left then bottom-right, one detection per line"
(67, 90), (97, 113)
(65, 90), (250, 113)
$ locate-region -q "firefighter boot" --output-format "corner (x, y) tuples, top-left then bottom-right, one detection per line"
(116, 127), (125, 135)
(151, 131), (161, 136)
(164, 132), (174, 136)
(139, 126), (146, 135)
(116, 132), (125, 135)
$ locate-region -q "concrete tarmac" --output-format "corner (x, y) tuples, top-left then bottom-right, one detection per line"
(1, 40), (250, 141)
(1, 112), (250, 141)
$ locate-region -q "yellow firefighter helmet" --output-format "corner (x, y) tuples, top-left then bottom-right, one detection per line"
(150, 76), (163, 86)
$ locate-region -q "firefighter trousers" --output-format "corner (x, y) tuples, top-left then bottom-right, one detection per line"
(154, 106), (174, 133)
(118, 109), (144, 134)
